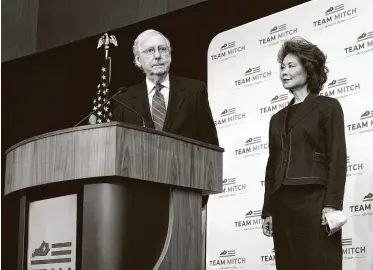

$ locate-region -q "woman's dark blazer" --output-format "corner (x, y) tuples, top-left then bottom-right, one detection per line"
(261, 93), (347, 218)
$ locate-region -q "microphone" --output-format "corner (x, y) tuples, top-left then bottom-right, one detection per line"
(74, 87), (125, 127)
(112, 97), (146, 127)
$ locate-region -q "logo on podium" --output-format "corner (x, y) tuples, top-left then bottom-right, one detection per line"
(30, 241), (73, 270)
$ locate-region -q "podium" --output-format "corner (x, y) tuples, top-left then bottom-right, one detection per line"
(4, 122), (223, 270)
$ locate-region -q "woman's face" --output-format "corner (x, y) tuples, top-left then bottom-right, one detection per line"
(280, 53), (308, 91)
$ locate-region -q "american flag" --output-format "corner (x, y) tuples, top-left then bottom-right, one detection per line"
(92, 58), (113, 123)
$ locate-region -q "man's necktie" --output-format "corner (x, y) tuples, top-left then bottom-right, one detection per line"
(152, 84), (167, 130)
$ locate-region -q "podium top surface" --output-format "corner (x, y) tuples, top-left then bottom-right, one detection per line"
(6, 122), (224, 154)
(5, 122), (223, 195)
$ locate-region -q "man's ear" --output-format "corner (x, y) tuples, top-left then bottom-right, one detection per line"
(135, 55), (142, 68)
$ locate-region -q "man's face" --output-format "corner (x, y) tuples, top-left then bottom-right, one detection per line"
(135, 33), (171, 78)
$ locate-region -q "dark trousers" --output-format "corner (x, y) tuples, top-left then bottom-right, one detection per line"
(271, 185), (342, 270)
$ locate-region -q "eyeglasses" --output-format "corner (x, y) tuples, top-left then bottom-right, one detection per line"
(141, 46), (170, 57)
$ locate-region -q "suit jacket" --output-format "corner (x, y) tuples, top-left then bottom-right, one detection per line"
(112, 75), (219, 145)
(262, 93), (347, 218)
(112, 75), (219, 206)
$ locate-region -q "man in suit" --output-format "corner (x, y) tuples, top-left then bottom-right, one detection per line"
(112, 29), (219, 210)
(115, 29), (218, 269)
(89, 30), (219, 195)
(88, 30), (217, 269)
(112, 29), (219, 147)
(89, 30), (220, 193)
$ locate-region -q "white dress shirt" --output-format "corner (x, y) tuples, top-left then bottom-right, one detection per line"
(146, 74), (170, 112)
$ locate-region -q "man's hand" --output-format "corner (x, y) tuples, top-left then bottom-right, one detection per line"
(262, 216), (273, 237)
(321, 207), (337, 225)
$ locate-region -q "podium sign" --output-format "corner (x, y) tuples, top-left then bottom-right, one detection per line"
(27, 195), (77, 270)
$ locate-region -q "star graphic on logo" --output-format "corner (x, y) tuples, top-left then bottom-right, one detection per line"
(98, 96), (101, 101)
(102, 75), (106, 80)
(97, 119), (102, 123)
(102, 83), (106, 87)
(98, 104), (101, 108)
(109, 112), (112, 117)
(97, 90), (101, 95)
(93, 99), (97, 104)
(102, 67), (106, 72)
(93, 106), (97, 111)
(107, 119), (111, 122)
(104, 106), (108, 111)
(97, 84), (100, 89)
(97, 111), (102, 116)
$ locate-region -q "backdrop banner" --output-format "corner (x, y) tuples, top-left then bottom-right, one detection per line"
(206, 0), (373, 269)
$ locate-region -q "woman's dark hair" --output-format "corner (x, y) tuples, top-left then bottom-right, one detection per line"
(278, 37), (328, 94)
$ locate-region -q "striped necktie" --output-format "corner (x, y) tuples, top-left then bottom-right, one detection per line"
(152, 84), (167, 130)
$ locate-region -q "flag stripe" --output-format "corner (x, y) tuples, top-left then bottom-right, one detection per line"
(31, 258), (71, 265)
(52, 250), (72, 256)
(52, 242), (72, 248)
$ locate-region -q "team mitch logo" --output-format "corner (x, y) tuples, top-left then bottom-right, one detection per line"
(234, 210), (262, 231)
(214, 177), (246, 198)
(313, 4), (357, 30)
(361, 110), (373, 120)
(346, 110), (373, 135)
(260, 93), (290, 115)
(209, 250), (247, 268)
(349, 193), (372, 217)
(221, 41), (236, 51)
(326, 4), (344, 15)
(357, 32), (373, 42)
(234, 66), (272, 88)
(329, 78), (348, 88)
(271, 94), (288, 103)
(30, 241), (73, 270)
(246, 137), (261, 145)
(320, 77), (361, 99)
(346, 155), (364, 177)
(270, 24), (286, 34)
(364, 193), (373, 202)
(345, 31), (373, 57)
(210, 41), (246, 62)
(259, 24), (297, 46)
(342, 238), (367, 260)
(214, 107), (246, 128)
(235, 136), (268, 158)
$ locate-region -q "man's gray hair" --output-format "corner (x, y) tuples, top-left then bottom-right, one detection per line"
(132, 29), (172, 67)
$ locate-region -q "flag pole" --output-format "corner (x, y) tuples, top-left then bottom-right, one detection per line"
(90, 33), (118, 124)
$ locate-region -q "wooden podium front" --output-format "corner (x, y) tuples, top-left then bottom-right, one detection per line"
(4, 122), (223, 270)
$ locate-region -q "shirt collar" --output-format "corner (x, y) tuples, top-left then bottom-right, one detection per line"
(146, 74), (170, 94)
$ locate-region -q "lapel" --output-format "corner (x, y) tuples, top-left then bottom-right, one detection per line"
(278, 93), (319, 136)
(130, 81), (155, 129)
(162, 75), (187, 131)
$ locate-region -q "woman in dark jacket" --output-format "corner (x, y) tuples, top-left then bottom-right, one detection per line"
(261, 37), (347, 270)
